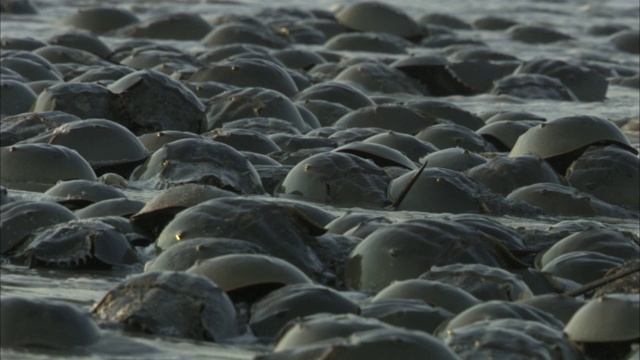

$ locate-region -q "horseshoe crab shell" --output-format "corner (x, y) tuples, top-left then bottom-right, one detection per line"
(391, 54), (475, 96)
(130, 184), (236, 236)
(130, 138), (264, 194)
(506, 182), (636, 218)
(1, 200), (77, 255)
(74, 198), (145, 219)
(19, 118), (149, 177)
(372, 279), (480, 314)
(334, 2), (424, 40)
(204, 87), (308, 133)
(293, 81), (375, 110)
(566, 145), (640, 210)
(536, 228), (639, 270)
(108, 69), (205, 135)
(93, 271), (238, 341)
(273, 313), (396, 352)
(509, 115), (638, 173)
(1, 143), (97, 192)
(476, 120), (543, 151)
(186, 254), (312, 302)
(1, 296), (101, 349)
(44, 179), (127, 210)
(363, 131), (438, 162)
(416, 123), (497, 152)
(420, 148), (487, 172)
(13, 218), (139, 268)
(444, 318), (582, 360)
(419, 263), (534, 302)
(466, 155), (563, 196)
(345, 218), (524, 292)
(0, 79), (37, 118)
(514, 58), (608, 102)
(333, 141), (417, 170)
(60, 6), (140, 34)
(115, 13), (212, 40)
(1, 111), (80, 146)
(145, 237), (266, 272)
(491, 74), (578, 101)
(250, 283), (359, 338)
(565, 293), (639, 343)
(156, 197), (327, 279)
(265, 327), (459, 360)
(276, 151), (391, 208)
(335, 104), (436, 135)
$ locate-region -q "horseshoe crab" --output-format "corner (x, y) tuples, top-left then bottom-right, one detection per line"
(473, 16), (519, 30)
(514, 58), (608, 102)
(145, 237), (266, 272)
(334, 104), (436, 135)
(419, 263), (533, 302)
(416, 123), (497, 152)
(68, 195), (142, 218)
(334, 1), (424, 41)
(60, 6), (140, 35)
(491, 74), (578, 101)
(476, 120), (543, 151)
(0, 55), (62, 82)
(324, 32), (409, 55)
(276, 151), (391, 208)
(363, 130), (437, 162)
(156, 197), (327, 279)
(115, 12), (212, 40)
(387, 167), (507, 214)
(222, 118), (302, 136)
(108, 69), (205, 135)
(93, 271), (238, 341)
(250, 283), (359, 338)
(265, 327), (459, 360)
(204, 87), (308, 133)
(564, 293), (639, 359)
(203, 128), (281, 155)
(404, 99), (485, 131)
(345, 218), (525, 293)
(334, 62), (425, 95)
(186, 254), (312, 303)
(609, 29), (640, 54)
(273, 313), (396, 352)
(1, 200), (77, 255)
(509, 115), (638, 174)
(1, 296), (100, 349)
(43, 179), (127, 210)
(541, 251), (626, 285)
(537, 228), (639, 270)
(130, 184), (236, 236)
(438, 300), (565, 339)
(12, 218), (139, 268)
(466, 155), (563, 196)
(443, 318), (582, 360)
(130, 138), (264, 194)
(420, 148), (487, 172)
(566, 145), (640, 210)
(0, 79), (37, 118)
(360, 298), (453, 334)
(391, 54), (475, 96)
(201, 22), (289, 49)
(69, 65), (135, 84)
(518, 294), (585, 324)
(506, 182), (636, 218)
(507, 24), (573, 44)
(1, 143), (97, 192)
(372, 279), (480, 315)
(294, 81), (375, 110)
(333, 141), (417, 170)
(189, 58), (298, 97)
(32, 82), (118, 120)
(19, 118), (149, 177)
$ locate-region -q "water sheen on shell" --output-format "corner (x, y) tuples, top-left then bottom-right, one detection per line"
(93, 271), (238, 341)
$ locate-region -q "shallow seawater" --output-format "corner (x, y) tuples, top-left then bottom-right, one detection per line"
(1, 0), (639, 358)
